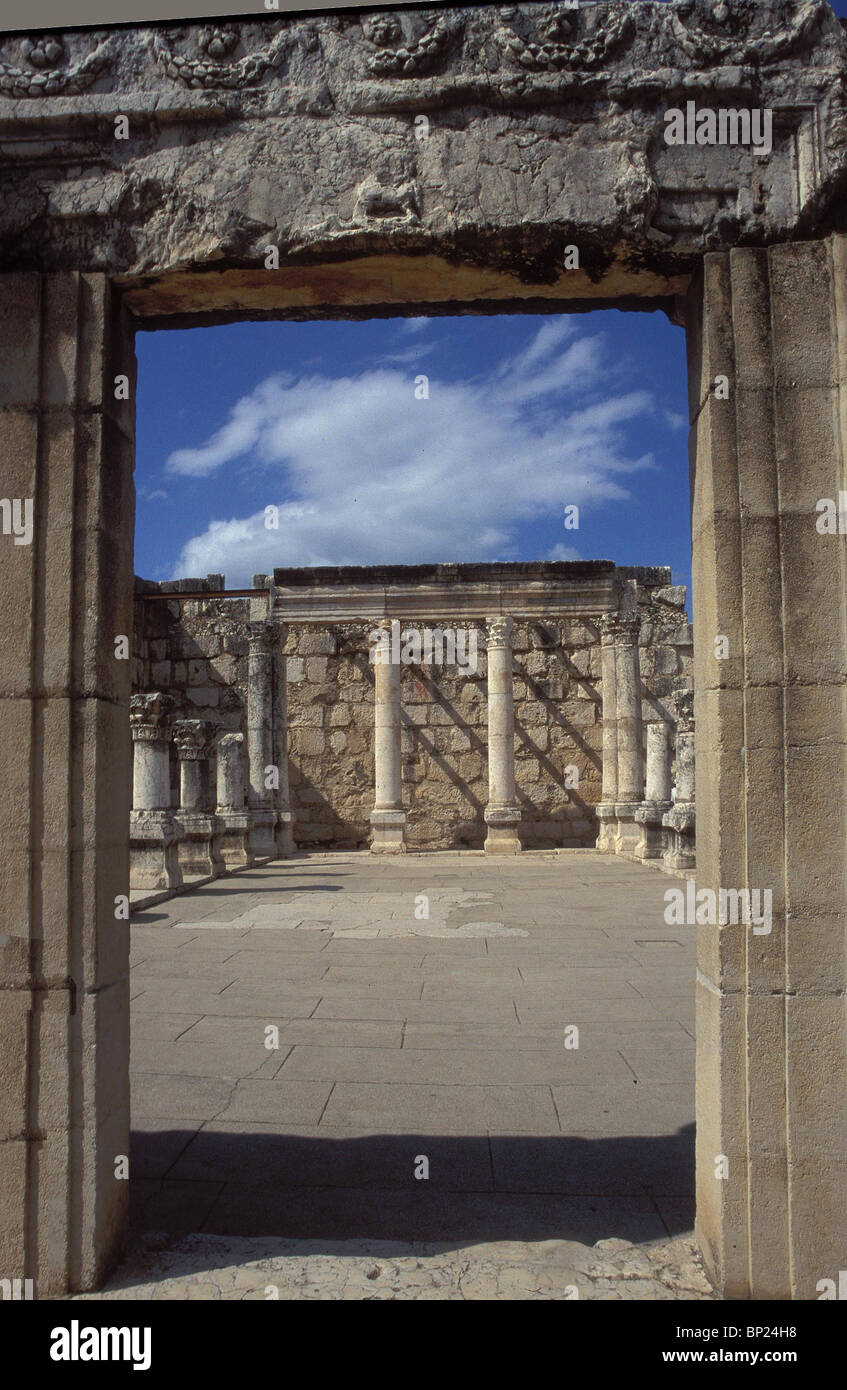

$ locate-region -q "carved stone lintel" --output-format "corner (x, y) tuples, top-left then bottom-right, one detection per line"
(1, 4), (845, 279)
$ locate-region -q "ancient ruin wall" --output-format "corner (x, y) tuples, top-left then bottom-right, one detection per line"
(133, 571), (692, 850)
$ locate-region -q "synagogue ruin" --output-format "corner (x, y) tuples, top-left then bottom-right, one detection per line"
(129, 563), (694, 891)
(0, 1), (845, 1301)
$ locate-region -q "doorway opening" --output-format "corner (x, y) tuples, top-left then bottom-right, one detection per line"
(125, 303), (698, 1277)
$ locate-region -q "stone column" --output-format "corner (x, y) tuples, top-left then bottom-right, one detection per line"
(663, 693), (696, 872)
(370, 618), (406, 853)
(214, 731), (252, 869)
(635, 721), (673, 860)
(129, 693), (182, 892)
(246, 616), (277, 861)
(686, 242), (847, 1298)
(484, 615), (521, 854)
(272, 617), (295, 857)
(0, 273), (134, 1293)
(612, 605), (644, 857)
(595, 613), (618, 852)
(173, 719), (217, 880)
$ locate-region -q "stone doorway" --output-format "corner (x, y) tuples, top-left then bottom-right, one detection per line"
(1, 3), (845, 1300)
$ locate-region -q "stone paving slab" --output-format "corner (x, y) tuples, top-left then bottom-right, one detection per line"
(278, 1044), (638, 1086)
(550, 1083), (695, 1137)
(319, 1080), (562, 1132)
(123, 851), (699, 1298)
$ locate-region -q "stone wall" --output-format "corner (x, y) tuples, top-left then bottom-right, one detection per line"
(132, 567), (693, 851)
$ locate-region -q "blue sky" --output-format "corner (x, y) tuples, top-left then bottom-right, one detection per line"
(135, 309), (692, 594)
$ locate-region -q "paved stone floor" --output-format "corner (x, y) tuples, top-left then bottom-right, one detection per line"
(96, 850), (708, 1299)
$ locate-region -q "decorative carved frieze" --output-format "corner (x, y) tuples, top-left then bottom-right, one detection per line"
(0, 35), (111, 97)
(0, 3), (844, 277)
(153, 24), (293, 90)
(360, 12), (462, 77)
(495, 3), (635, 73)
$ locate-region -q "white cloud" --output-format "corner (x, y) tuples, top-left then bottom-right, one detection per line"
(547, 542), (583, 562)
(165, 322), (657, 585)
(373, 341), (438, 367)
(399, 317), (430, 335)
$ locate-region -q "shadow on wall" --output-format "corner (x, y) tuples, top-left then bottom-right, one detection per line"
(129, 1128), (695, 1246)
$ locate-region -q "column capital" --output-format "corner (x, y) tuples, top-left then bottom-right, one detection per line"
(612, 614), (639, 645)
(600, 613), (638, 645)
(173, 718), (213, 761)
(486, 614), (513, 647)
(599, 612), (618, 644)
(130, 691), (172, 740)
(248, 618), (276, 651)
(217, 731), (244, 751)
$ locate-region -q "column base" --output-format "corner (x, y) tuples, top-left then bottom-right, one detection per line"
(484, 805), (522, 855)
(634, 800), (672, 861)
(595, 803), (617, 853)
(176, 811), (220, 879)
(370, 808), (406, 854)
(247, 807), (277, 861)
(662, 803), (696, 872)
(275, 808), (295, 858)
(613, 802), (642, 858)
(130, 810), (183, 892)
(213, 811), (254, 870)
